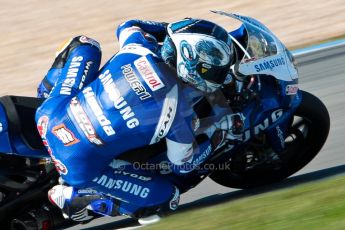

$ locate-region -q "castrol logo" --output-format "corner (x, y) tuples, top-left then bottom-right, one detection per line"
(134, 56), (165, 91)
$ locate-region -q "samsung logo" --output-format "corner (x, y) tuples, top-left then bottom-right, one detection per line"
(254, 57), (285, 72)
(243, 109), (283, 142)
(92, 175), (150, 198)
(60, 56), (83, 95)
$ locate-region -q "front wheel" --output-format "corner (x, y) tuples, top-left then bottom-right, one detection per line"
(209, 90), (330, 189)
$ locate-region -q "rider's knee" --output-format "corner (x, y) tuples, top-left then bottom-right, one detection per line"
(52, 35), (101, 69)
(37, 36), (102, 98)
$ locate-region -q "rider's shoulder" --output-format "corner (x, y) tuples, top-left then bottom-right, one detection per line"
(133, 54), (179, 92)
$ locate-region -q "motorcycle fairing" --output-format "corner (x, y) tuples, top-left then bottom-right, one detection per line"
(0, 96), (47, 157)
(212, 11), (298, 83)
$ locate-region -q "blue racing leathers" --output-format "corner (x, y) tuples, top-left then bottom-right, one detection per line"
(36, 20), (231, 216)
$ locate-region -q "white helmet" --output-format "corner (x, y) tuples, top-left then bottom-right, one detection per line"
(162, 18), (233, 93)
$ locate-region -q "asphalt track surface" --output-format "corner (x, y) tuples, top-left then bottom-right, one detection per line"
(65, 45), (345, 230)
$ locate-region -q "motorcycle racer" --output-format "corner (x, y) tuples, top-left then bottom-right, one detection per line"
(1, 18), (245, 222)
(0, 12), (330, 229)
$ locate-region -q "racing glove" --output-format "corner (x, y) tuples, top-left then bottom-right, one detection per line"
(204, 113), (245, 150)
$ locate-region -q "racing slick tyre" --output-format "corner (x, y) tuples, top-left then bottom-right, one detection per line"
(209, 90), (330, 189)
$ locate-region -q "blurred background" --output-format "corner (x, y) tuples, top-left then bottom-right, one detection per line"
(1, 0), (345, 96)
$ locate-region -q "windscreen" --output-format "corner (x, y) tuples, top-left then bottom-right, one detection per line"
(212, 11), (299, 82)
(242, 23), (278, 62)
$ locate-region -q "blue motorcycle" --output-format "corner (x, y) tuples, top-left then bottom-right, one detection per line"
(0, 12), (330, 229)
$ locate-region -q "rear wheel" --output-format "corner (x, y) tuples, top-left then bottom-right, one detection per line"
(0, 155), (68, 229)
(209, 90), (330, 188)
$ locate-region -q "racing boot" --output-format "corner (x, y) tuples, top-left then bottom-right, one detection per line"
(37, 35), (101, 98)
(48, 183), (180, 225)
(48, 185), (119, 223)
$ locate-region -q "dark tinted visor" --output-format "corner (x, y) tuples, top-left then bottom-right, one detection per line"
(196, 62), (230, 84)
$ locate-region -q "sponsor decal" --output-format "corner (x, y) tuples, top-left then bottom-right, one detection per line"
(192, 144), (212, 166)
(77, 188), (99, 194)
(79, 36), (101, 50)
(242, 109), (283, 142)
(99, 70), (139, 129)
(150, 85), (178, 144)
(134, 56), (165, 91)
(83, 87), (116, 136)
(52, 124), (80, 146)
(0, 122), (3, 133)
(121, 64), (151, 100)
(78, 61), (93, 90)
(276, 125), (285, 149)
(60, 56), (83, 95)
(158, 106), (173, 137)
(285, 84), (298, 95)
(113, 170), (152, 181)
(92, 175), (150, 198)
(254, 57), (286, 73)
(70, 97), (104, 145)
(179, 144), (212, 174)
(37, 116), (68, 175)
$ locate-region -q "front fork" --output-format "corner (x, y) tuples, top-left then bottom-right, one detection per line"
(265, 91), (302, 154)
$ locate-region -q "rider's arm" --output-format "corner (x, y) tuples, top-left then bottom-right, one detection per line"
(166, 132), (213, 172)
(116, 20), (167, 48)
(165, 92), (214, 174)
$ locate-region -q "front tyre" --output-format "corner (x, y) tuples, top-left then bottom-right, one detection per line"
(209, 90), (330, 189)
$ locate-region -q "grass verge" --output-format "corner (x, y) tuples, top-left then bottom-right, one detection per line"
(145, 175), (345, 230)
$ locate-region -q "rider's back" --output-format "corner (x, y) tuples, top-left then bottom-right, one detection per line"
(35, 41), (185, 185)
